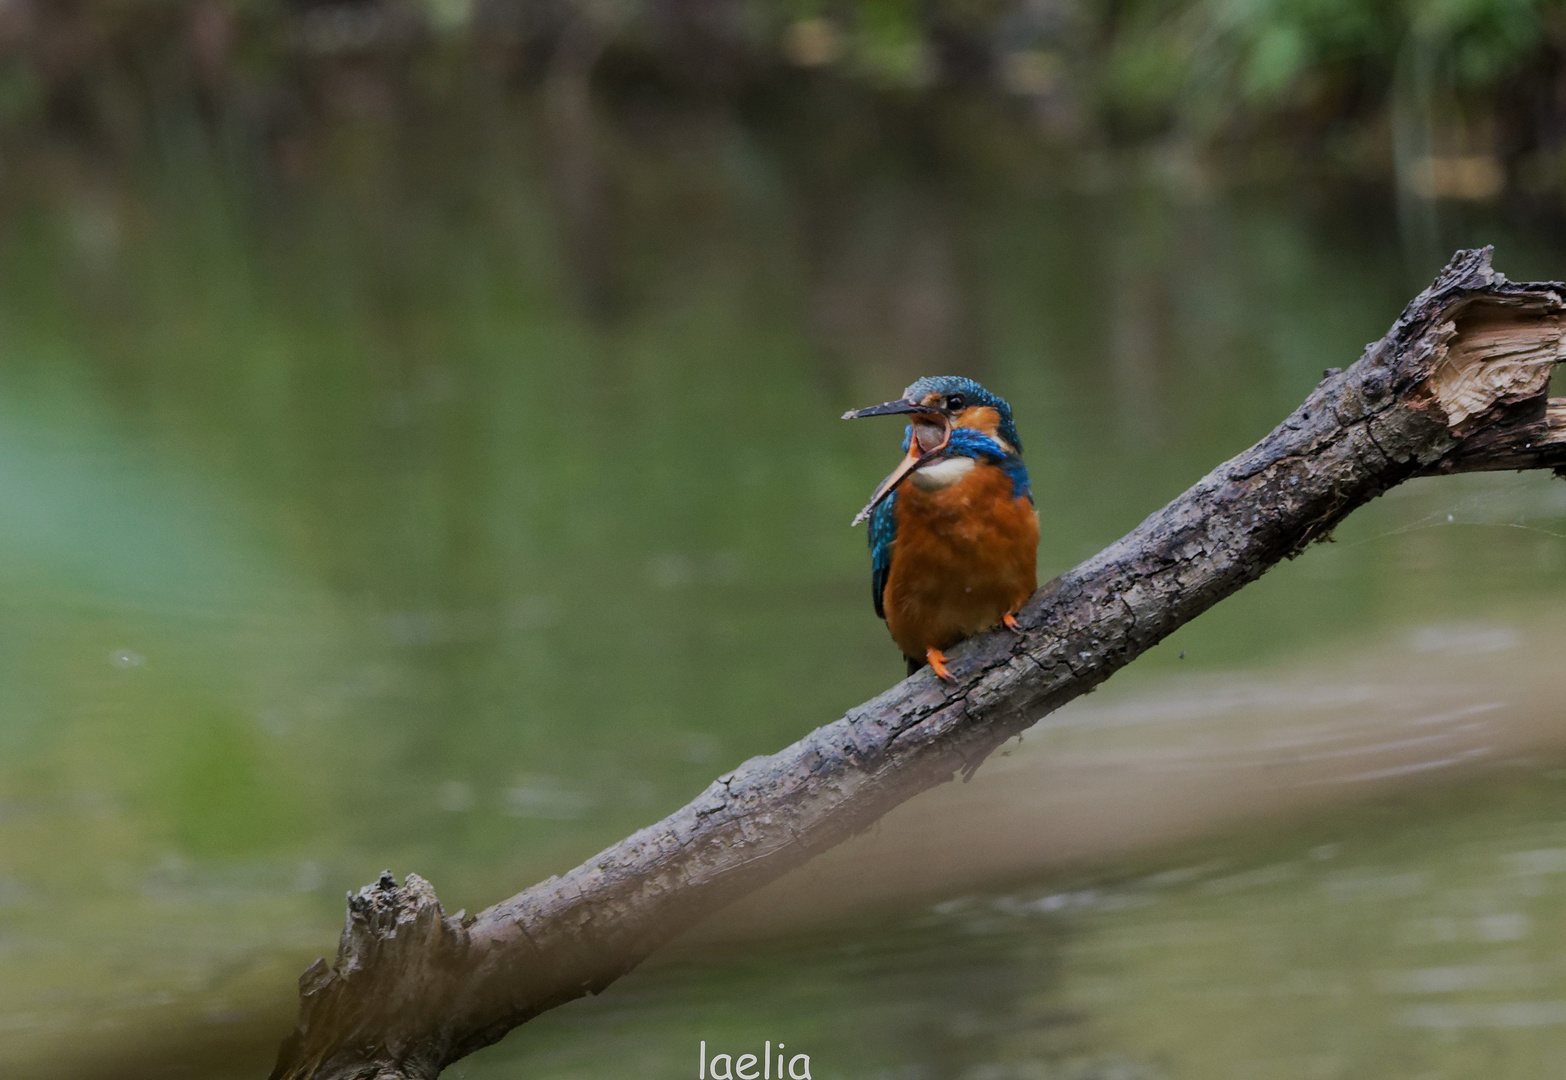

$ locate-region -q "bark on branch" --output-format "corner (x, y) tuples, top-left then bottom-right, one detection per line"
(271, 248), (1566, 1080)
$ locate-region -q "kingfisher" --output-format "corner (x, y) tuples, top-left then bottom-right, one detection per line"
(844, 376), (1038, 683)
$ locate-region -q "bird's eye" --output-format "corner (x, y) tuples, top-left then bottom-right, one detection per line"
(945, 394), (965, 411)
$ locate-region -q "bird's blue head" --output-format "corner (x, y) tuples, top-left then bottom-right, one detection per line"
(842, 375), (1025, 525)
(899, 376), (1023, 453)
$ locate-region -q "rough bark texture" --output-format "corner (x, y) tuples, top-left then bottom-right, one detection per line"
(272, 249), (1566, 1080)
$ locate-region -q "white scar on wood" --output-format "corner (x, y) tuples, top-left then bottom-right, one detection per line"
(909, 456), (976, 491)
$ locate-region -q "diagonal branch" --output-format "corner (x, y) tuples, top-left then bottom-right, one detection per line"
(271, 248), (1566, 1080)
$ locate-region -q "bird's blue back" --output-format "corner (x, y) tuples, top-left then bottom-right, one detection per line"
(870, 494), (898, 619)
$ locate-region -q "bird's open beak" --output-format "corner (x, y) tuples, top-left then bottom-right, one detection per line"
(841, 398), (929, 420)
(844, 399), (950, 526)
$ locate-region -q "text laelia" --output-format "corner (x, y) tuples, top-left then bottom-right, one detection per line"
(699, 1040), (810, 1079)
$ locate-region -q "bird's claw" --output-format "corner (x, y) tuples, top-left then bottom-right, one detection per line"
(1003, 613), (1022, 633)
(926, 648), (956, 683)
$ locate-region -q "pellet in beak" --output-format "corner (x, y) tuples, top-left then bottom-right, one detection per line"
(850, 414), (951, 526)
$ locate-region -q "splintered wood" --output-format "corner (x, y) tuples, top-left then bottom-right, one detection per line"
(1428, 298), (1565, 429)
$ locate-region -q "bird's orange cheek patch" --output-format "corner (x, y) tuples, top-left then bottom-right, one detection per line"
(953, 406), (1004, 443)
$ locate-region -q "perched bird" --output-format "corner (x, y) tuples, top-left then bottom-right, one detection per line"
(844, 376), (1038, 682)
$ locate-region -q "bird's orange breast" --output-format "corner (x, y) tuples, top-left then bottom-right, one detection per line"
(882, 461), (1038, 659)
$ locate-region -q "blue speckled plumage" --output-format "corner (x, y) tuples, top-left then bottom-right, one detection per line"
(869, 494), (898, 620)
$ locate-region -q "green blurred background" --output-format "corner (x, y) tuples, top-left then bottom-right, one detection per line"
(7, 2), (1566, 1078)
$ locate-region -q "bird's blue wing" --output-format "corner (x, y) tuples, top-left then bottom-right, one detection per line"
(869, 492), (897, 621)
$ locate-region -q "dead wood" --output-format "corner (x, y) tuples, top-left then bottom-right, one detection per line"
(270, 248), (1566, 1080)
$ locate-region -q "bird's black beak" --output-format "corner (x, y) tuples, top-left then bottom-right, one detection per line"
(841, 397), (929, 420)
(844, 398), (950, 526)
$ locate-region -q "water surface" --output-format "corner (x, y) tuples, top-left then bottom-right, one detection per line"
(1, 90), (1565, 1078)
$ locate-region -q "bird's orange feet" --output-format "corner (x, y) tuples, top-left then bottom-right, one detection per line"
(1002, 613), (1022, 633)
(926, 647), (955, 683)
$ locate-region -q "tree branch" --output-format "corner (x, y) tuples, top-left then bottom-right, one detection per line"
(271, 248), (1566, 1080)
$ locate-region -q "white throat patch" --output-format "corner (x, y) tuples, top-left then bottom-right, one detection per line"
(909, 455), (976, 491)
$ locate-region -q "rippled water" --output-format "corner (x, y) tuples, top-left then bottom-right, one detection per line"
(2, 89), (1565, 1078)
